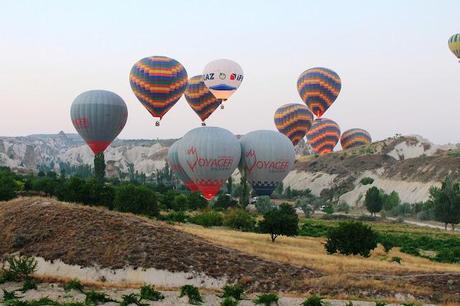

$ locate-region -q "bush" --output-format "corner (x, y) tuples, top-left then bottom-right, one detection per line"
(325, 221), (378, 257)
(435, 246), (460, 263)
(382, 191), (400, 211)
(221, 297), (239, 306)
(391, 256), (402, 264)
(299, 220), (331, 237)
(179, 285), (203, 305)
(301, 294), (328, 306)
(0, 256), (37, 283)
(220, 283), (245, 300)
(259, 203), (299, 242)
(113, 184), (159, 217)
(255, 196), (275, 214)
(84, 290), (115, 305)
(253, 293), (279, 305)
(335, 202), (350, 213)
(295, 197), (313, 217)
(0, 169), (17, 201)
(187, 192), (208, 210)
(158, 211), (188, 223)
(360, 177), (374, 185)
(190, 210), (223, 227)
(140, 284), (164, 301)
(172, 194), (189, 211)
(223, 209), (256, 231)
(214, 194), (238, 210)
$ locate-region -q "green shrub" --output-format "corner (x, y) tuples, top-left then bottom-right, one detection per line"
(335, 202), (350, 213)
(1, 256), (37, 282)
(435, 246), (460, 263)
(172, 194), (189, 211)
(119, 293), (146, 306)
(220, 297), (239, 306)
(299, 220), (331, 237)
(255, 196), (275, 214)
(0, 169), (18, 201)
(213, 194), (238, 210)
(391, 256), (402, 264)
(375, 301), (387, 306)
(220, 283), (245, 300)
(223, 209), (256, 231)
(379, 237), (395, 253)
(187, 192), (208, 210)
(190, 211), (223, 227)
(113, 184), (159, 217)
(259, 203), (299, 242)
(253, 293), (279, 305)
(325, 221), (378, 257)
(139, 284), (164, 301)
(21, 277), (37, 292)
(360, 177), (374, 185)
(301, 294), (328, 306)
(84, 290), (114, 305)
(63, 279), (84, 292)
(179, 285), (203, 305)
(158, 211), (188, 223)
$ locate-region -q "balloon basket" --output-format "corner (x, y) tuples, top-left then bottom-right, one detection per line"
(155, 121), (160, 127)
(220, 104), (225, 109)
(201, 122), (206, 126)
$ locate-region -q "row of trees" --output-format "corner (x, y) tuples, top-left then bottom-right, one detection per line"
(364, 177), (460, 230)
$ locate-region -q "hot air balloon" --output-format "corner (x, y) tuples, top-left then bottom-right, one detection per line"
(168, 140), (198, 191)
(70, 90), (128, 154)
(306, 118), (341, 155)
(177, 127), (241, 200)
(240, 130), (295, 196)
(448, 33), (460, 61)
(340, 128), (372, 150)
(297, 67), (341, 118)
(274, 103), (314, 146)
(202, 59), (243, 108)
(129, 56), (188, 126)
(184, 75), (222, 126)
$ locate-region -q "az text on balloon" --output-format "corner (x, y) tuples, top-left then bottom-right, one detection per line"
(297, 67), (341, 118)
(202, 59), (243, 101)
(340, 128), (372, 150)
(306, 118), (341, 155)
(129, 56), (188, 122)
(184, 75), (221, 124)
(274, 103), (314, 145)
(240, 130), (295, 196)
(177, 127), (241, 200)
(70, 90), (128, 154)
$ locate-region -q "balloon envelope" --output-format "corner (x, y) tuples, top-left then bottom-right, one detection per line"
(168, 140), (198, 191)
(240, 130), (295, 196)
(202, 59), (243, 101)
(70, 90), (128, 154)
(184, 75), (221, 123)
(129, 56), (188, 121)
(177, 127), (241, 200)
(297, 67), (341, 118)
(340, 128), (372, 150)
(307, 118), (341, 155)
(448, 33), (460, 59)
(274, 103), (314, 146)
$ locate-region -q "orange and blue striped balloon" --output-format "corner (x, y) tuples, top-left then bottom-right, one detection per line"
(185, 75), (221, 124)
(129, 56), (188, 123)
(274, 103), (314, 145)
(306, 118), (341, 155)
(297, 67), (341, 118)
(340, 128), (372, 150)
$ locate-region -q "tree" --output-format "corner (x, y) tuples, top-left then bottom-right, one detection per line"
(94, 153), (106, 182)
(0, 169), (17, 201)
(186, 192), (208, 210)
(325, 221), (378, 257)
(223, 208), (256, 231)
(255, 196), (275, 214)
(382, 191), (400, 211)
(365, 187), (383, 216)
(226, 176), (233, 195)
(214, 193), (238, 210)
(113, 184), (159, 217)
(429, 177), (460, 230)
(239, 174), (250, 207)
(259, 203), (299, 242)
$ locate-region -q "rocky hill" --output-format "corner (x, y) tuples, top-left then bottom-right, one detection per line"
(2, 132), (460, 204)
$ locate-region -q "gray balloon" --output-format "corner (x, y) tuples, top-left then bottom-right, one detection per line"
(168, 139), (198, 191)
(177, 127), (241, 200)
(70, 90), (128, 154)
(240, 130), (295, 196)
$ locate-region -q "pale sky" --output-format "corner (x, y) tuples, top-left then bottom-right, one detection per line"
(0, 0), (459, 144)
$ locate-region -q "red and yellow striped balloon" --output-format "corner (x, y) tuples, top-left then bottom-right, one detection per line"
(274, 103), (314, 145)
(184, 75), (221, 124)
(306, 118), (341, 155)
(129, 56), (188, 124)
(340, 128), (372, 150)
(297, 67), (341, 118)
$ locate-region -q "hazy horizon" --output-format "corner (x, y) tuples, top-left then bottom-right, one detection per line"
(1, 0), (460, 144)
